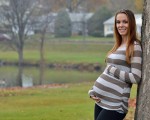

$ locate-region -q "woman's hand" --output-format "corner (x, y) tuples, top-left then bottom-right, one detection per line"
(90, 96), (101, 103)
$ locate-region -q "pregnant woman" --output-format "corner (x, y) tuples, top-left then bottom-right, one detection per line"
(88, 9), (142, 120)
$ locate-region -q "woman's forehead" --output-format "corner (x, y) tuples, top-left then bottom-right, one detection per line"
(116, 13), (128, 20)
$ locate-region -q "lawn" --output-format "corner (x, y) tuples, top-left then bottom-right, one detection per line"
(0, 82), (94, 120)
(0, 82), (137, 120)
(0, 36), (113, 64)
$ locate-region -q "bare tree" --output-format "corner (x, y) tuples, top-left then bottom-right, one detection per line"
(34, 0), (55, 85)
(0, 0), (38, 86)
(134, 0), (150, 119)
(134, 0), (144, 13)
(106, 0), (135, 13)
(66, 0), (85, 12)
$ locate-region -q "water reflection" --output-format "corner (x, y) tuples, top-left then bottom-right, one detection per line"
(22, 74), (33, 88)
(0, 79), (6, 87)
(0, 66), (100, 88)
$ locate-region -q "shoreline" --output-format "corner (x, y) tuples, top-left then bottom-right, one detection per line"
(0, 61), (103, 72)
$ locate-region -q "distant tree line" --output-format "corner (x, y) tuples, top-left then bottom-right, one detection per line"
(39, 0), (143, 13)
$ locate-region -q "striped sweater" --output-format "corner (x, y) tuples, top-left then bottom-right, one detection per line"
(88, 41), (142, 113)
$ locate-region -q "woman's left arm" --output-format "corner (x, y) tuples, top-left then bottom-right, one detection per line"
(107, 44), (142, 84)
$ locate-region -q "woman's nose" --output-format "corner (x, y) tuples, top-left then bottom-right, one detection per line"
(119, 22), (124, 27)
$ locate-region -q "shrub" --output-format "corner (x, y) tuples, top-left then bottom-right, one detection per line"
(54, 9), (72, 37)
(87, 6), (112, 37)
(106, 33), (114, 37)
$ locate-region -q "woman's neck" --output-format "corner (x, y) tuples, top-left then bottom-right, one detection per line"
(121, 36), (127, 45)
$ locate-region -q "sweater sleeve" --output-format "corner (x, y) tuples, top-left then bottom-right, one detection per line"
(107, 43), (142, 84)
(88, 89), (95, 97)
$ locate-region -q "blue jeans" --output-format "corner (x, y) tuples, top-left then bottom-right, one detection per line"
(94, 104), (126, 120)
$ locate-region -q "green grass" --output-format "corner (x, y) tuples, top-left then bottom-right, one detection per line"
(0, 37), (113, 64)
(0, 82), (137, 120)
(0, 83), (94, 120)
(29, 34), (113, 41)
(0, 51), (18, 62)
(130, 84), (137, 98)
(0, 50), (109, 64)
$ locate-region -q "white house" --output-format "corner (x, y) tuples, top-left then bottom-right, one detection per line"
(103, 14), (142, 37)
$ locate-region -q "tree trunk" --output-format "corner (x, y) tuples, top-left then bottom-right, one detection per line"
(39, 31), (45, 85)
(134, 0), (150, 119)
(16, 48), (24, 87)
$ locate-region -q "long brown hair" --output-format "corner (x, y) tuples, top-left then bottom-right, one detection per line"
(107, 9), (140, 64)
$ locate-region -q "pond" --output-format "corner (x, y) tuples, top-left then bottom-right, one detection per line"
(0, 66), (101, 88)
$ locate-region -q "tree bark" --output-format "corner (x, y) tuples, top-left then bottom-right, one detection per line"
(39, 30), (45, 85)
(16, 47), (24, 86)
(134, 0), (150, 119)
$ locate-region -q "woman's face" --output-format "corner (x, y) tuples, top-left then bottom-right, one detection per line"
(116, 13), (129, 37)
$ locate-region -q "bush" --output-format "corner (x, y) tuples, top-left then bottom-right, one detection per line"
(106, 33), (114, 37)
(54, 9), (72, 37)
(90, 31), (104, 37)
(87, 6), (112, 37)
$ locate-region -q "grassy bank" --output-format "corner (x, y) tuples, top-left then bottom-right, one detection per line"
(0, 82), (136, 120)
(0, 36), (113, 64)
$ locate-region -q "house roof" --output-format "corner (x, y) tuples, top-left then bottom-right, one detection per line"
(103, 14), (142, 25)
(103, 16), (115, 25)
(0, 33), (11, 41)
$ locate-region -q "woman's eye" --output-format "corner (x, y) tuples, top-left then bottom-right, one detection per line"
(116, 21), (120, 24)
(123, 20), (128, 23)
(116, 20), (128, 24)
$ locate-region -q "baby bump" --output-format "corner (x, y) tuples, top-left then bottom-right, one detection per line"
(93, 73), (125, 101)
